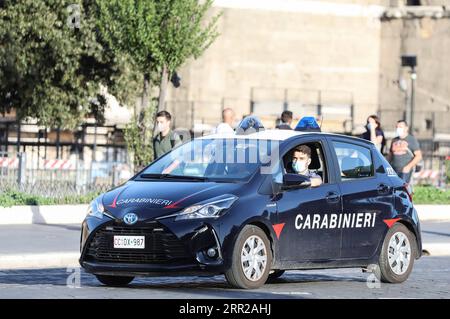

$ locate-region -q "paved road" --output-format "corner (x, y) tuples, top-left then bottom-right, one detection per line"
(0, 256), (449, 298)
(0, 221), (449, 298)
(0, 223), (80, 255)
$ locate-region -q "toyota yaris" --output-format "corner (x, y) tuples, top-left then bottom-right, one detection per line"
(79, 117), (422, 289)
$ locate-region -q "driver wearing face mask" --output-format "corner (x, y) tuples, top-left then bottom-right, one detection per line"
(291, 145), (322, 187)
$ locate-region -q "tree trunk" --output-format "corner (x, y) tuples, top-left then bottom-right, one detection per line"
(157, 65), (169, 113)
(140, 73), (150, 119)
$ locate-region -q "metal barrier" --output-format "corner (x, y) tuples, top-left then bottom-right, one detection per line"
(0, 152), (132, 198)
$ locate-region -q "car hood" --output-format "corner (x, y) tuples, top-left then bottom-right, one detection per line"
(101, 180), (240, 221)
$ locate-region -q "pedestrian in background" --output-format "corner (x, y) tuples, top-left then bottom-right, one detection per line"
(361, 115), (385, 153)
(153, 110), (181, 160)
(387, 120), (422, 184)
(213, 108), (235, 134)
(276, 110), (293, 130)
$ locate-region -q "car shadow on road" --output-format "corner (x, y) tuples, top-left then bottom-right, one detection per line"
(0, 267), (366, 298)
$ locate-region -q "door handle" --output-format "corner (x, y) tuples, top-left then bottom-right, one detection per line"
(377, 184), (390, 194)
(326, 192), (340, 203)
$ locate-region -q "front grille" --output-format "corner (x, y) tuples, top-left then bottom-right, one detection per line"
(85, 223), (192, 264)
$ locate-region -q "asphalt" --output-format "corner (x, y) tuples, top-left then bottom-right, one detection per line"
(0, 256), (449, 298)
(0, 221), (449, 298)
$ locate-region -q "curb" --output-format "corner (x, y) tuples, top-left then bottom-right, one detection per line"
(422, 243), (450, 257)
(0, 252), (80, 270)
(416, 205), (450, 222)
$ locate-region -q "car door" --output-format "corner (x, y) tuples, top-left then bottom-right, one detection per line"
(275, 137), (342, 262)
(329, 138), (393, 259)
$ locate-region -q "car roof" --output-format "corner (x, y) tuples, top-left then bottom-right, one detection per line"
(199, 129), (374, 146)
(201, 129), (305, 141)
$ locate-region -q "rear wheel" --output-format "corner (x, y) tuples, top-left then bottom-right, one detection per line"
(378, 223), (416, 283)
(95, 275), (134, 287)
(225, 225), (272, 289)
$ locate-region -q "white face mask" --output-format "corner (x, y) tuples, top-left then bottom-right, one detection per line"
(292, 160), (308, 174)
(396, 127), (405, 137)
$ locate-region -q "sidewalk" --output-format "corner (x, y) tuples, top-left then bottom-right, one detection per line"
(0, 221), (449, 270)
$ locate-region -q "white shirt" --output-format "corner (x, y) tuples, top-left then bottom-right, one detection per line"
(213, 123), (234, 134)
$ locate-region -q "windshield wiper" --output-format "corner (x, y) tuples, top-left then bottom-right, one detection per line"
(139, 173), (208, 182)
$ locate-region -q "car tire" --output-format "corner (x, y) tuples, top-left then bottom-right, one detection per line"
(268, 270), (285, 281)
(95, 275), (134, 287)
(225, 225), (272, 289)
(378, 223), (416, 284)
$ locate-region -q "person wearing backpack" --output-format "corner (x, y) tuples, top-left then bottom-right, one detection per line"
(387, 120), (423, 184)
(153, 110), (182, 160)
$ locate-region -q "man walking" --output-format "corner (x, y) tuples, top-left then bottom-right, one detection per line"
(387, 120), (422, 183)
(276, 110), (293, 130)
(153, 111), (181, 160)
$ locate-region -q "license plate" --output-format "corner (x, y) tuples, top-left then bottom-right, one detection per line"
(113, 236), (145, 249)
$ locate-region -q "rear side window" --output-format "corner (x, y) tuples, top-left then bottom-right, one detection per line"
(332, 141), (374, 180)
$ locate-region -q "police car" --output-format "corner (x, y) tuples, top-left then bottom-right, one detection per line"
(79, 117), (422, 289)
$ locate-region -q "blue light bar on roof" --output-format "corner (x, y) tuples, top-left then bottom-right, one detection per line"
(235, 116), (265, 135)
(294, 116), (321, 132)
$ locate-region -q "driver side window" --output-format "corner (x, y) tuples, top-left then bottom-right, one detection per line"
(281, 141), (328, 184)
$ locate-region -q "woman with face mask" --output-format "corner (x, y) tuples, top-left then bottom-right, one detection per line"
(361, 115), (385, 154)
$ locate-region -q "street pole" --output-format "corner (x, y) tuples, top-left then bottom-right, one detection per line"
(410, 67), (417, 133)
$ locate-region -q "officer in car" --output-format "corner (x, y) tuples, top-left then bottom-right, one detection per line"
(292, 145), (322, 187)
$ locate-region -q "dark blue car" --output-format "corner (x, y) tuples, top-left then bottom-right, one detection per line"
(79, 117), (422, 289)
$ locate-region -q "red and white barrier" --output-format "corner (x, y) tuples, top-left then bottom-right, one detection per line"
(413, 169), (440, 180)
(0, 157), (19, 168)
(43, 159), (75, 170)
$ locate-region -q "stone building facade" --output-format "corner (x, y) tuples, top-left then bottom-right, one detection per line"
(166, 0), (450, 136)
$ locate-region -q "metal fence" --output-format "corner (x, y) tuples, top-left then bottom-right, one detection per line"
(0, 152), (131, 198)
(412, 139), (450, 188)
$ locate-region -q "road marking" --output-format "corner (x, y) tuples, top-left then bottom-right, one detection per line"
(271, 291), (312, 295)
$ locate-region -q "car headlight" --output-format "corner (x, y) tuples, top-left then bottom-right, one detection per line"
(87, 197), (105, 219)
(174, 195), (238, 221)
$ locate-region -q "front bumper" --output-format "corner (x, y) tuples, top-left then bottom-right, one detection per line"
(79, 216), (226, 276)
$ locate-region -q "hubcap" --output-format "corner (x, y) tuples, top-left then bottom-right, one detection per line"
(387, 231), (411, 275)
(241, 235), (267, 282)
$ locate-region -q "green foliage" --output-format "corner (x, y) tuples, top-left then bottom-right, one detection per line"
(124, 103), (156, 170)
(96, 0), (221, 75)
(0, 189), (100, 208)
(413, 186), (450, 205)
(96, 0), (221, 168)
(0, 0), (140, 128)
(446, 159), (450, 184)
(152, 0), (221, 74)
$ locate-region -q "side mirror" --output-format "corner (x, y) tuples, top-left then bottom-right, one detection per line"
(281, 173), (311, 190)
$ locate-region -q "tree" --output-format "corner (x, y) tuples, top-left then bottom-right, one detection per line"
(0, 0), (140, 128)
(96, 0), (221, 169)
(152, 0), (221, 114)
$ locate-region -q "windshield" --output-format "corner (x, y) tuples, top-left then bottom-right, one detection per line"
(140, 138), (275, 181)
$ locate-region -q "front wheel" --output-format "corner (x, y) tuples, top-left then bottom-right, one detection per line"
(225, 225), (272, 289)
(95, 275), (134, 287)
(378, 223), (416, 283)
